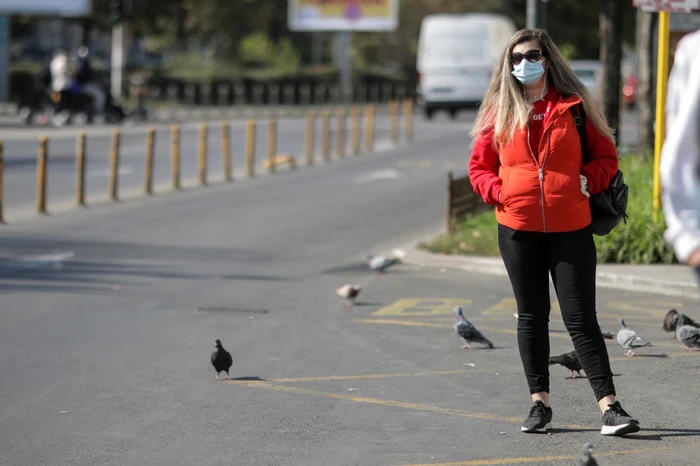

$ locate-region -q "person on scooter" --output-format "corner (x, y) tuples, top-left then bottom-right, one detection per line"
(75, 46), (105, 117)
(50, 49), (70, 94)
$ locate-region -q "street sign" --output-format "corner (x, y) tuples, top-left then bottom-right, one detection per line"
(288, 0), (399, 31)
(633, 0), (699, 13)
(0, 0), (91, 16)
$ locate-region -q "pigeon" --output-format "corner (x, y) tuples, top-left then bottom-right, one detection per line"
(617, 319), (652, 356)
(211, 339), (233, 380)
(549, 350), (584, 379)
(675, 314), (700, 351)
(663, 309), (700, 338)
(337, 284), (361, 306)
(453, 306), (494, 349)
(366, 255), (401, 273)
(577, 443), (599, 466)
(600, 327), (614, 339)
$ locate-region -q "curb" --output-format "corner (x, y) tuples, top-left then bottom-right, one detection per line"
(394, 236), (699, 300)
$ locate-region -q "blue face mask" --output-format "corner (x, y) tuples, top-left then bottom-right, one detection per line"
(511, 60), (545, 86)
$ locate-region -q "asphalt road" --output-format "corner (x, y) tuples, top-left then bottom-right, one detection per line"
(0, 108), (689, 466)
(0, 107), (640, 222)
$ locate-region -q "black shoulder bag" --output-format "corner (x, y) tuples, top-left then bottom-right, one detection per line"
(571, 105), (629, 236)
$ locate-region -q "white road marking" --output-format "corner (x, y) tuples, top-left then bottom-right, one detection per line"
(0, 251), (75, 276)
(352, 169), (401, 184)
(87, 166), (135, 178)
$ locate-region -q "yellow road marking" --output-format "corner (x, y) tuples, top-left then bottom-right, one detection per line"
(419, 160), (433, 167)
(226, 380), (591, 430)
(481, 299), (517, 316)
(400, 440), (700, 466)
(372, 299), (472, 318)
(604, 301), (684, 317)
(266, 369), (482, 383)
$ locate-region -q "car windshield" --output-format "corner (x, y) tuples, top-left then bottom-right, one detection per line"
(573, 69), (596, 79)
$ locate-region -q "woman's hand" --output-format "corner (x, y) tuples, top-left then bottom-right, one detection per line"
(580, 175), (590, 198)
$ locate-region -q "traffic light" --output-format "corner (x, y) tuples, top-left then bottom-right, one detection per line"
(111, 0), (133, 25)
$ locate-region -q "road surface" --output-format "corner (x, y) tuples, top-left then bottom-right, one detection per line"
(1, 108), (691, 466)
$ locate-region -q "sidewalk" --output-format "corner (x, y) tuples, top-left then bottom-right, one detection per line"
(396, 235), (699, 300)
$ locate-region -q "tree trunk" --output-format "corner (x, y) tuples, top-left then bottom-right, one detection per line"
(637, 11), (656, 155)
(599, 0), (623, 146)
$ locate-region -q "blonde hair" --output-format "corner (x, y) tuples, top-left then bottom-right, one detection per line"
(472, 28), (614, 149)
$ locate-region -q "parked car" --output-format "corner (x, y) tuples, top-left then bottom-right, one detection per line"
(569, 59), (602, 102)
(416, 13), (516, 120)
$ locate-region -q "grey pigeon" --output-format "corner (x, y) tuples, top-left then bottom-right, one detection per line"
(617, 319), (652, 357)
(337, 284), (361, 306)
(453, 306), (494, 349)
(675, 314), (700, 351)
(549, 350), (584, 379)
(577, 443), (599, 466)
(600, 327), (614, 339)
(366, 255), (401, 273)
(211, 339), (233, 380)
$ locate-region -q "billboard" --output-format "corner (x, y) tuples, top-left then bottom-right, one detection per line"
(288, 0), (399, 31)
(0, 0), (91, 16)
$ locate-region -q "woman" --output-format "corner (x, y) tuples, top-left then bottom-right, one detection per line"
(468, 29), (640, 436)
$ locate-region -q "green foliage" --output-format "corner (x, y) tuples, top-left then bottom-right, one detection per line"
(417, 210), (500, 257)
(594, 155), (677, 264)
(418, 155), (677, 265)
(239, 32), (276, 67)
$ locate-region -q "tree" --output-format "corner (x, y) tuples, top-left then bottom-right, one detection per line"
(599, 0), (623, 146)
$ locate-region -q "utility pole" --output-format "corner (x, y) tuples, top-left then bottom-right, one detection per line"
(526, 0), (545, 29)
(110, 0), (130, 101)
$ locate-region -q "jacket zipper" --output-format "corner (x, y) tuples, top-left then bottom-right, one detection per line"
(526, 127), (550, 232)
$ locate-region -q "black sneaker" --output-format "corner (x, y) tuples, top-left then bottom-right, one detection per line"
(601, 401), (640, 436)
(521, 400), (553, 433)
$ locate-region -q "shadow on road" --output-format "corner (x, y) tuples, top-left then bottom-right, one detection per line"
(0, 235), (294, 293)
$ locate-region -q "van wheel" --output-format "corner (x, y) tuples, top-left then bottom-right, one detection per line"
(423, 108), (435, 120)
(449, 109), (459, 120)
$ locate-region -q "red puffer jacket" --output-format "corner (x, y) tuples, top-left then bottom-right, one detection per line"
(468, 94), (618, 233)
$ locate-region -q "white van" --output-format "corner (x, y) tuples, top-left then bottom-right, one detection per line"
(416, 13), (516, 120)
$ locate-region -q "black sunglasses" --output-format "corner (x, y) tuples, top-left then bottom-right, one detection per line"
(511, 50), (545, 66)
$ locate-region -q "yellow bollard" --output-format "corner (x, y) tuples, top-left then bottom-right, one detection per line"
(245, 119), (256, 178)
(222, 121), (232, 182)
(267, 117), (277, 174)
(171, 125), (181, 190)
(403, 97), (414, 142)
(653, 11), (670, 220)
(305, 112), (315, 166)
(365, 104), (375, 152)
(75, 132), (86, 206)
(321, 111), (331, 162)
(389, 100), (399, 144)
(351, 106), (361, 155)
(198, 123), (208, 186)
(144, 128), (155, 195)
(36, 136), (48, 214)
(109, 129), (120, 201)
(336, 108), (346, 158)
(0, 141), (4, 223)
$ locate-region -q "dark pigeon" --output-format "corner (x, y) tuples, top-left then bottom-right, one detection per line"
(577, 443), (599, 466)
(211, 339), (233, 380)
(549, 350), (584, 379)
(453, 306), (493, 349)
(663, 309), (700, 339)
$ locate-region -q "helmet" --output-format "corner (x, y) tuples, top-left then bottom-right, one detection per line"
(78, 46), (89, 58)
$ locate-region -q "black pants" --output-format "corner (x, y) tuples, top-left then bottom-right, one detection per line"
(498, 224), (615, 401)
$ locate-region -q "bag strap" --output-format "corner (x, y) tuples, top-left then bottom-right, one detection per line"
(570, 104), (589, 165)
